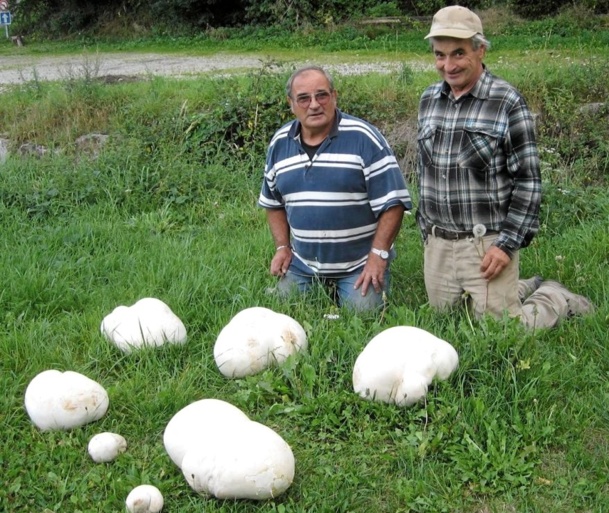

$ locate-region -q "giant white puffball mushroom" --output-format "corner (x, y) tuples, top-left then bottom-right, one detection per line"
(352, 326), (459, 407)
(214, 306), (307, 378)
(88, 432), (127, 463)
(164, 398), (295, 500)
(181, 420), (295, 500)
(24, 369), (109, 431)
(100, 297), (187, 353)
(125, 484), (164, 513)
(163, 398), (250, 468)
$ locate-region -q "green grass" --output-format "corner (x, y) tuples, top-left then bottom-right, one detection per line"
(1, 11), (609, 513)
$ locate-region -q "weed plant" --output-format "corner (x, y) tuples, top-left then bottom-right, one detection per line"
(1, 13), (609, 513)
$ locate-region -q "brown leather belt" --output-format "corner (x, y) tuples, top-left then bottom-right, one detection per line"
(425, 225), (475, 241)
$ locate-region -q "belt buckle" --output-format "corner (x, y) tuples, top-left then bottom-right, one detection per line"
(444, 227), (459, 240)
(430, 225), (461, 240)
(430, 225), (446, 239)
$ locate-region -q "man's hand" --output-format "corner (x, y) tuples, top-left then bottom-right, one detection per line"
(354, 253), (387, 295)
(480, 246), (511, 281)
(270, 247), (292, 277)
(353, 205), (404, 295)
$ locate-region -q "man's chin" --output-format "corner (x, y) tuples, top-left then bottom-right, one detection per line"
(445, 75), (461, 84)
(304, 119), (328, 129)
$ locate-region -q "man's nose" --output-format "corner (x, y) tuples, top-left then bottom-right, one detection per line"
(443, 56), (458, 70)
(309, 95), (321, 107)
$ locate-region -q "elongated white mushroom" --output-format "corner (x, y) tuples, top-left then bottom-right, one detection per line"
(24, 370), (109, 431)
(181, 420), (295, 500)
(125, 484), (163, 513)
(214, 307), (307, 378)
(353, 326), (459, 407)
(100, 297), (187, 353)
(88, 432), (127, 463)
(164, 398), (295, 500)
(163, 398), (250, 468)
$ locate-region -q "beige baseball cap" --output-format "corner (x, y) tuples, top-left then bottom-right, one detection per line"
(425, 6), (483, 39)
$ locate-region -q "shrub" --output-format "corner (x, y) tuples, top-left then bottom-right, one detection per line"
(509, 0), (609, 19)
(180, 63), (292, 169)
(508, 0), (568, 19)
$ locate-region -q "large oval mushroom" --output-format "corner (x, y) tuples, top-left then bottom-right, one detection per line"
(163, 398), (250, 468)
(24, 370), (109, 431)
(100, 297), (187, 353)
(353, 326), (459, 407)
(214, 307), (307, 378)
(181, 420), (295, 500)
(164, 398), (295, 500)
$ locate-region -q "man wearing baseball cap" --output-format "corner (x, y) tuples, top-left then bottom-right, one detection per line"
(416, 6), (593, 329)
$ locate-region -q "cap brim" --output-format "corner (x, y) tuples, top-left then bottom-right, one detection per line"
(424, 29), (479, 39)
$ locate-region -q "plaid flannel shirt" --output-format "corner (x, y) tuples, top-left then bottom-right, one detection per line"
(417, 68), (541, 257)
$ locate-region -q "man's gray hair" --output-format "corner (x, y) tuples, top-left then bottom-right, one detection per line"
(472, 33), (491, 50)
(428, 34), (491, 51)
(285, 66), (335, 97)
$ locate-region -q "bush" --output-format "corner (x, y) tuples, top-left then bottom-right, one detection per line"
(509, 0), (609, 19)
(182, 63), (292, 166)
(508, 0), (568, 19)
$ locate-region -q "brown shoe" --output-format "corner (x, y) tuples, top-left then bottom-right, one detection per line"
(543, 280), (595, 316)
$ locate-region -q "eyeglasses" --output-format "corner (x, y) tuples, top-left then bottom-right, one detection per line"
(293, 91), (333, 108)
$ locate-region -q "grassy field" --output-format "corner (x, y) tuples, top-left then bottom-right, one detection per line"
(1, 8), (608, 513)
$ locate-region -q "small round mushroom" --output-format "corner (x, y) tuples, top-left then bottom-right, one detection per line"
(125, 484), (163, 513)
(88, 432), (127, 463)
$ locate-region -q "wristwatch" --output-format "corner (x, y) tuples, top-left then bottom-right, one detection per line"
(371, 247), (389, 260)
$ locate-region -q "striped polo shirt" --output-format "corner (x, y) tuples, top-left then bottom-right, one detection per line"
(259, 110), (412, 276)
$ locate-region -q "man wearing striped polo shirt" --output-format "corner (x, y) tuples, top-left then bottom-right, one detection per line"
(259, 66), (412, 312)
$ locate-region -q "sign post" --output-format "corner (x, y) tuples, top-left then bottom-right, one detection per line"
(0, 0), (9, 39)
(0, 12), (10, 39)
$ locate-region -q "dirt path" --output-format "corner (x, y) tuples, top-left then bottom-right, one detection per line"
(0, 52), (270, 85)
(0, 51), (427, 87)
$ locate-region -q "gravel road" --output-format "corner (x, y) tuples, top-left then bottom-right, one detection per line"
(0, 52), (429, 88)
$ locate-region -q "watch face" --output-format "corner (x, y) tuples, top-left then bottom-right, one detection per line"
(373, 248), (389, 259)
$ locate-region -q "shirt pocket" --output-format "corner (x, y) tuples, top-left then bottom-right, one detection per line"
(459, 126), (500, 172)
(417, 125), (436, 168)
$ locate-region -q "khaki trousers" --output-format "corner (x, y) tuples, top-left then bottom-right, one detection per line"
(424, 234), (569, 330)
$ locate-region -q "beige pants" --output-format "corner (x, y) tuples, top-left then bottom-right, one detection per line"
(424, 234), (569, 330)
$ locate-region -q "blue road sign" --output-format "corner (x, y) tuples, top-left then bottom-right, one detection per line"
(0, 11), (11, 25)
